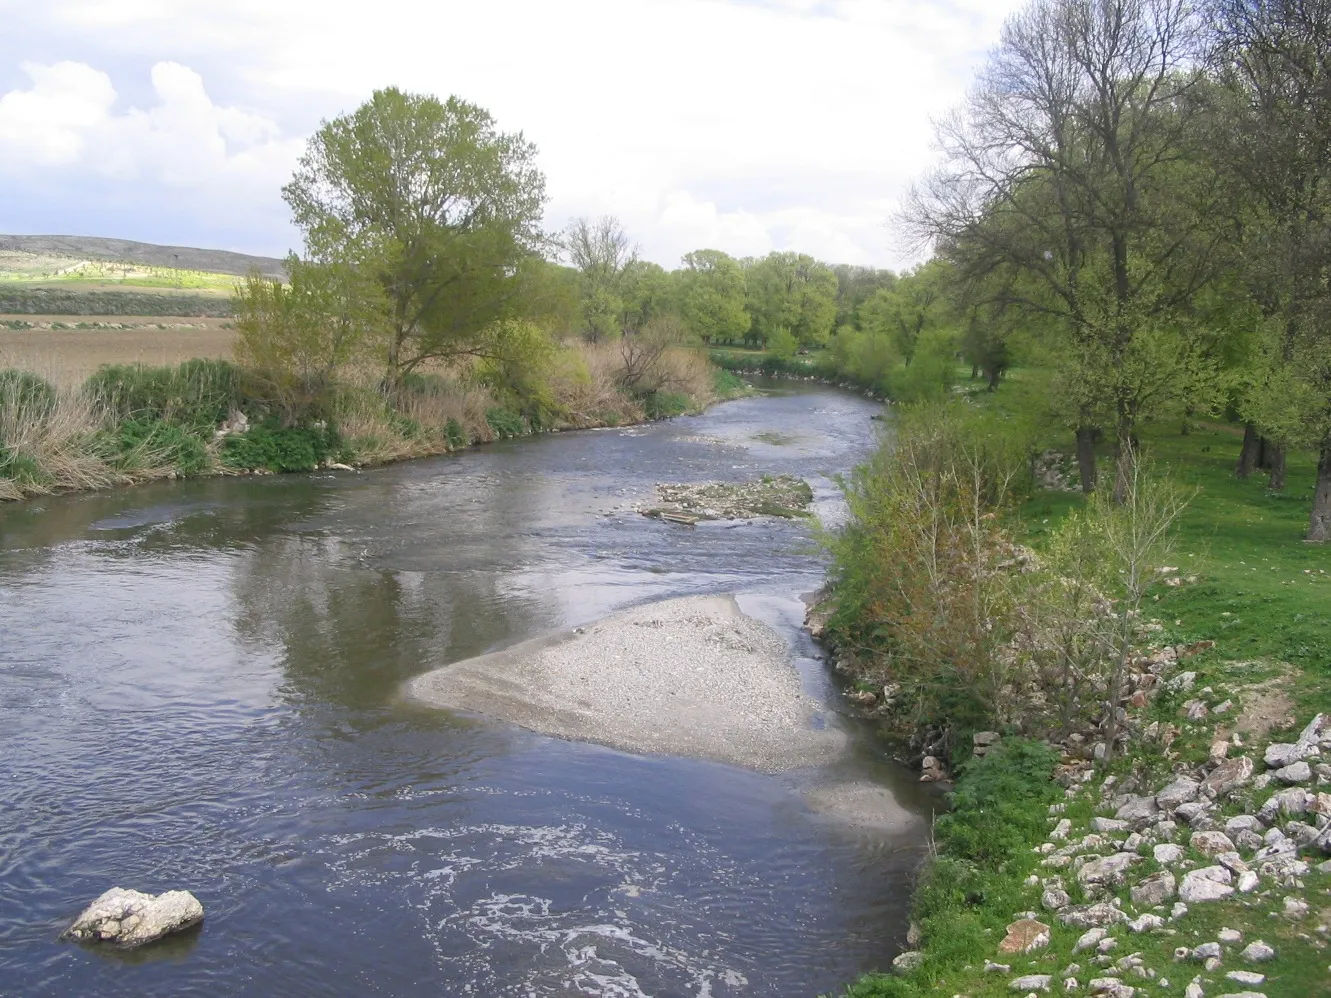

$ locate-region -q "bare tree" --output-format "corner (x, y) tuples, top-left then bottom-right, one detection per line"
(561, 216), (638, 343)
(908, 0), (1224, 500)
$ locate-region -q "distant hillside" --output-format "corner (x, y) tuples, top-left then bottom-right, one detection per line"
(0, 235), (286, 280)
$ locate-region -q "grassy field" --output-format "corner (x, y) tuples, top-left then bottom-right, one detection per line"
(0, 320), (236, 388)
(0, 250), (237, 294)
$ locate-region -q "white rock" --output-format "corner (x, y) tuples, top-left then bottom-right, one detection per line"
(1157, 778), (1201, 811)
(1050, 818), (1072, 841)
(1078, 852), (1141, 889)
(65, 887), (204, 947)
(1179, 866), (1234, 902)
(1281, 895), (1309, 919)
(1239, 940), (1276, 962)
(1237, 870), (1259, 892)
(1217, 927), (1242, 943)
(1128, 913), (1165, 933)
(892, 950), (924, 972)
(1154, 843), (1185, 864)
(1131, 870), (1177, 905)
(1226, 970), (1265, 985)
(1010, 974), (1052, 991)
(1092, 817), (1131, 834)
(1273, 760), (1313, 785)
(1074, 927), (1109, 953)
(1191, 830), (1236, 856)
(1184, 983), (1204, 998)
(1194, 941), (1222, 959)
(1171, 901), (1189, 920)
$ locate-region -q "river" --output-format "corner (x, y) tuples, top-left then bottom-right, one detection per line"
(0, 383), (933, 997)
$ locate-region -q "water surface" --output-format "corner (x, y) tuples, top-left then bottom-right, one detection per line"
(0, 385), (933, 997)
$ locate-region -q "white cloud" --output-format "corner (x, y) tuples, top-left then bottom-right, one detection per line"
(2, 0), (1027, 265)
(0, 61), (115, 164)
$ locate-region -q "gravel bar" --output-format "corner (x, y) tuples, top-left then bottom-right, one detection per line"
(407, 595), (845, 772)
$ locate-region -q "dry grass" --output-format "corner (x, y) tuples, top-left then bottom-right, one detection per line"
(0, 319), (236, 388)
(0, 391), (119, 501)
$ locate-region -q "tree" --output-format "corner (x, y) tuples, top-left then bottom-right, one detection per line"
(282, 88), (546, 389)
(831, 264), (897, 329)
(234, 256), (379, 416)
(744, 252), (839, 350)
(563, 215), (637, 343)
(909, 0), (1225, 500)
(678, 249), (748, 344)
(859, 260), (949, 365)
(1207, 0), (1331, 540)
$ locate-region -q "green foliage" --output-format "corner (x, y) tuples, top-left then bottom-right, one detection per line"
(484, 406), (527, 439)
(0, 446), (46, 484)
(84, 359), (243, 428)
(678, 249), (749, 344)
(711, 368), (746, 398)
(105, 418), (211, 474)
(445, 417), (466, 449)
(0, 369), (57, 419)
(644, 391), (691, 419)
(767, 327), (799, 360)
(471, 319), (562, 427)
(744, 252), (838, 349)
(220, 421), (344, 472)
(889, 327), (958, 403)
(283, 87), (546, 386)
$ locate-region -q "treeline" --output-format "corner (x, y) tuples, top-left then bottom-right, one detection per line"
(881, 0), (1331, 542)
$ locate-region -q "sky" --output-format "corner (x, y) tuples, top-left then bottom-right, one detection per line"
(0, 0), (1025, 270)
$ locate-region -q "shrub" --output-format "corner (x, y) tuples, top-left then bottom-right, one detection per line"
(0, 370), (57, 419)
(445, 417), (466, 448)
(221, 421), (344, 472)
(104, 418), (211, 475)
(84, 359), (243, 428)
(644, 391), (691, 419)
(484, 406), (527, 439)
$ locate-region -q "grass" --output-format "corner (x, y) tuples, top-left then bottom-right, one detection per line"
(835, 369), (1331, 998)
(0, 250), (238, 293)
(0, 321), (236, 388)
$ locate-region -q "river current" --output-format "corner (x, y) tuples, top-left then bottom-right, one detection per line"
(0, 384), (932, 997)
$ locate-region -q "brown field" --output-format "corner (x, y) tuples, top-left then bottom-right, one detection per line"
(0, 316), (236, 388)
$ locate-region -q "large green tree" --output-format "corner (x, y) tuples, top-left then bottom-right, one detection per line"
(282, 87), (546, 388)
(744, 252), (839, 349)
(677, 249), (748, 344)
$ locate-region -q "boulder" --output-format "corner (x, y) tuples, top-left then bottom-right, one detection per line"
(891, 950), (924, 972)
(1060, 903), (1129, 928)
(65, 887), (203, 947)
(1010, 974), (1052, 992)
(1074, 927), (1108, 953)
(1273, 760), (1312, 785)
(1200, 756), (1253, 799)
(1130, 870), (1176, 906)
(1239, 940), (1276, 962)
(1042, 888), (1071, 911)
(1090, 817), (1130, 834)
(999, 918), (1052, 954)
(1258, 786), (1309, 823)
(1179, 866), (1234, 903)
(1225, 814), (1263, 836)
(1190, 830), (1236, 856)
(1156, 778), (1201, 811)
(1114, 795), (1160, 826)
(1078, 852), (1141, 889)
(1127, 913), (1165, 933)
(1153, 843), (1184, 864)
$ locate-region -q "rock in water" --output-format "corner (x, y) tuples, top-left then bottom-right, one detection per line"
(65, 887), (203, 947)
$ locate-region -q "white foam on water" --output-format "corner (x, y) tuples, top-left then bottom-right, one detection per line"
(318, 820), (751, 996)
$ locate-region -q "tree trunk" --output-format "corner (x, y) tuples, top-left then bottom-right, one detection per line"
(1257, 435), (1275, 471)
(1236, 423), (1260, 479)
(986, 366), (1001, 391)
(1112, 410), (1134, 504)
(970, 364), (979, 379)
(1309, 441), (1331, 542)
(1076, 425), (1098, 494)
(1268, 443), (1287, 492)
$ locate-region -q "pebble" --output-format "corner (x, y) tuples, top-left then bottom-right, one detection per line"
(1217, 927), (1242, 944)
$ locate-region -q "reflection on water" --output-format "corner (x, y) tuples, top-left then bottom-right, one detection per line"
(0, 385), (934, 996)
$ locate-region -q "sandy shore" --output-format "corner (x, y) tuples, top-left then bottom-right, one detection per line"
(407, 595), (846, 772)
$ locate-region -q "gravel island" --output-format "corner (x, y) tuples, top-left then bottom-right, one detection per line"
(407, 595), (846, 772)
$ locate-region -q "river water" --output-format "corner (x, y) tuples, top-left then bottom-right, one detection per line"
(0, 384), (933, 997)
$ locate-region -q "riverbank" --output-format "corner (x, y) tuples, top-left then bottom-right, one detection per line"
(408, 594), (846, 773)
(818, 389), (1331, 997)
(0, 349), (750, 502)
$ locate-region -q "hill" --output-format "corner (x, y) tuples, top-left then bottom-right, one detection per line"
(0, 235), (286, 279)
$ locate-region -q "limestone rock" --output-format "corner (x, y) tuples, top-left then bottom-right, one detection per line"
(1010, 974), (1052, 991)
(1079, 852), (1141, 889)
(1042, 888), (1071, 911)
(1200, 756), (1253, 799)
(1191, 830), (1236, 856)
(1239, 939), (1275, 962)
(1128, 913), (1165, 933)
(1157, 777), (1201, 811)
(1273, 760), (1312, 785)
(1074, 927), (1108, 953)
(1154, 843), (1184, 864)
(891, 950), (924, 972)
(1091, 817), (1131, 834)
(1226, 970), (1264, 985)
(1258, 786), (1309, 822)
(65, 887), (204, 947)
(1179, 866), (1234, 903)
(999, 918), (1052, 954)
(1237, 870), (1259, 892)
(1131, 870), (1177, 905)
(1114, 796), (1160, 828)
(1060, 903), (1129, 928)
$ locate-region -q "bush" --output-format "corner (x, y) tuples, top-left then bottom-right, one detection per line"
(0, 370), (57, 419)
(644, 391), (691, 419)
(220, 421), (344, 472)
(104, 418), (211, 474)
(445, 417), (466, 448)
(84, 359), (243, 428)
(484, 406), (526, 439)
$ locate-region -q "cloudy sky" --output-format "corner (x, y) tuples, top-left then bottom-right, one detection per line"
(0, 0), (1023, 269)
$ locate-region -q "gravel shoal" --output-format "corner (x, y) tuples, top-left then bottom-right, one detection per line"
(407, 595), (846, 772)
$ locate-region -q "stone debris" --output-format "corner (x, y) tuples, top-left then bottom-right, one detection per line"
(65, 887), (203, 947)
(638, 475), (813, 522)
(999, 918), (1052, 954)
